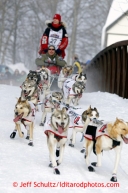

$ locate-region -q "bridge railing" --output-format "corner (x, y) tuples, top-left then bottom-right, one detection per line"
(86, 40), (128, 98)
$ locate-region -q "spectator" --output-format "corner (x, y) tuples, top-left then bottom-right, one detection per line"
(4, 67), (12, 85)
(72, 54), (82, 74)
(5, 67), (12, 79)
(12, 69), (21, 86)
(16, 71), (27, 85)
(13, 69), (20, 79)
(38, 13), (68, 58)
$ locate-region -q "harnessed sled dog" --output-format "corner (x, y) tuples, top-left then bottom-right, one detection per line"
(20, 79), (38, 105)
(40, 91), (63, 126)
(62, 72), (87, 106)
(26, 67), (51, 103)
(58, 65), (73, 89)
(26, 70), (41, 84)
(69, 106), (99, 153)
(72, 72), (87, 85)
(82, 116), (128, 182)
(63, 78), (85, 106)
(10, 97), (36, 146)
(44, 107), (70, 175)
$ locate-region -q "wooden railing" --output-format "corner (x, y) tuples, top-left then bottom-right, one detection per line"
(86, 40), (128, 98)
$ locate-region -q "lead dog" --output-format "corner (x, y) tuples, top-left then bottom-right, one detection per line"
(83, 117), (128, 182)
(20, 79), (38, 106)
(69, 106), (99, 152)
(40, 91), (63, 126)
(10, 97), (35, 146)
(44, 107), (70, 174)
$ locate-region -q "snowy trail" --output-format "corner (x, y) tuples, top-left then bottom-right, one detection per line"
(0, 85), (128, 192)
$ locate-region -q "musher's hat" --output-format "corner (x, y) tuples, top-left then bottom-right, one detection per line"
(53, 14), (61, 22)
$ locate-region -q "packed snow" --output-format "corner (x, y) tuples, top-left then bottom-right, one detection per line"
(0, 84), (128, 193)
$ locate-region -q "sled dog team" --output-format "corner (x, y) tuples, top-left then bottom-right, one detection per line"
(10, 66), (128, 182)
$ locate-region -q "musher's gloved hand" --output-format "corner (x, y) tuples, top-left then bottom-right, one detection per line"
(56, 49), (61, 55)
(38, 54), (42, 58)
(45, 57), (52, 63)
(44, 49), (48, 53)
(58, 56), (63, 60)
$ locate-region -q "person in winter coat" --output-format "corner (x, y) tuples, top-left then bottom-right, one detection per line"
(38, 13), (68, 58)
(35, 45), (67, 74)
(72, 54), (82, 74)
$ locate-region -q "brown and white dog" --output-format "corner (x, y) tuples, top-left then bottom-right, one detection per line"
(10, 97), (36, 146)
(83, 117), (128, 182)
(69, 106), (99, 152)
(40, 91), (63, 126)
(44, 107), (70, 174)
(20, 79), (38, 106)
(58, 66), (73, 89)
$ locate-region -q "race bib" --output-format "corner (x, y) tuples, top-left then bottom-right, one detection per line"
(49, 29), (63, 49)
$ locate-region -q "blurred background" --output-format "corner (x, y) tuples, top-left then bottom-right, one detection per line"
(1, 0), (128, 89)
(0, 0), (112, 68)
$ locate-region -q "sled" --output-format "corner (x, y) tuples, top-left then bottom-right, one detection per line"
(45, 62), (61, 90)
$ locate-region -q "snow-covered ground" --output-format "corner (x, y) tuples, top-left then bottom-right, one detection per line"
(0, 84), (128, 193)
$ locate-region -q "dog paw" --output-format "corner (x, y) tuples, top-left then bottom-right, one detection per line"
(10, 132), (16, 139)
(88, 166), (95, 172)
(91, 162), (97, 167)
(110, 174), (117, 182)
(110, 176), (117, 182)
(49, 162), (53, 168)
(28, 142), (33, 146)
(54, 168), (60, 175)
(56, 160), (60, 166)
(56, 149), (60, 157)
(80, 148), (85, 153)
(40, 122), (44, 126)
(69, 144), (74, 147)
(26, 136), (29, 140)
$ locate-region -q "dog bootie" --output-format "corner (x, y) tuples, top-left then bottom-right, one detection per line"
(54, 167), (60, 175)
(56, 147), (60, 157)
(49, 162), (53, 168)
(10, 130), (17, 139)
(80, 147), (85, 153)
(28, 140), (33, 146)
(110, 173), (117, 182)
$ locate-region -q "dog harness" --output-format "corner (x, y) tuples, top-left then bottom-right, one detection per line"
(84, 122), (121, 153)
(44, 94), (60, 109)
(44, 119), (68, 139)
(58, 70), (70, 89)
(63, 78), (76, 98)
(84, 123), (109, 140)
(68, 108), (83, 128)
(21, 101), (36, 128)
(38, 79), (49, 90)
